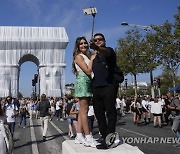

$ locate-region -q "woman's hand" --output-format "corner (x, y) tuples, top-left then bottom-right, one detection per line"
(90, 52), (97, 61)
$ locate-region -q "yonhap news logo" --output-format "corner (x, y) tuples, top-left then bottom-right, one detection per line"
(121, 137), (180, 144)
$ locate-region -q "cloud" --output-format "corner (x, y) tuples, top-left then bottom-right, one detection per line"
(11, 0), (42, 22)
(13, 0), (42, 14)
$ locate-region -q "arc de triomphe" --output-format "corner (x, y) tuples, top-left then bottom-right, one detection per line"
(0, 26), (68, 98)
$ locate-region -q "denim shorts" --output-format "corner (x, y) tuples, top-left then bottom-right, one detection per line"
(67, 118), (72, 125)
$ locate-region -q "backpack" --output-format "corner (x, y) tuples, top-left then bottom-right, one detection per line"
(97, 53), (124, 84)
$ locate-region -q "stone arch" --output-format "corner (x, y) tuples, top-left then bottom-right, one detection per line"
(19, 54), (40, 67)
(0, 26), (68, 98)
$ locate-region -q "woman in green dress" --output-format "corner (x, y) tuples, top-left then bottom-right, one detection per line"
(72, 36), (97, 148)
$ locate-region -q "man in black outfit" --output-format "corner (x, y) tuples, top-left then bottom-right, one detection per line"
(90, 33), (119, 149)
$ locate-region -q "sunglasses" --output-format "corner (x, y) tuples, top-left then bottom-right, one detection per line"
(94, 38), (104, 42)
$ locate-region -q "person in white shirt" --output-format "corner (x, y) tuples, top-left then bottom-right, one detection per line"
(141, 96), (150, 124)
(55, 98), (61, 121)
(121, 97), (126, 116)
(130, 99), (137, 124)
(4, 96), (19, 137)
(88, 101), (95, 135)
(149, 97), (163, 128)
(49, 97), (55, 121)
(116, 97), (121, 119)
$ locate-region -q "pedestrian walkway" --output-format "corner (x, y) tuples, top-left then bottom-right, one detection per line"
(62, 140), (144, 154)
(12, 114), (180, 154)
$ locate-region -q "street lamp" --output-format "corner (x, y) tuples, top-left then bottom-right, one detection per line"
(125, 79), (128, 95)
(83, 7), (97, 39)
(121, 22), (152, 32)
(121, 22), (155, 98)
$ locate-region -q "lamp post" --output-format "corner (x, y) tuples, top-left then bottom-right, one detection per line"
(121, 22), (155, 98)
(83, 7), (97, 39)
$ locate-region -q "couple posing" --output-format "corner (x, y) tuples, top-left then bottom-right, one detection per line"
(72, 33), (119, 149)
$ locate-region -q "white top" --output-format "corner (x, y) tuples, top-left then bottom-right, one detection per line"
(149, 101), (163, 114)
(88, 105), (94, 116)
(116, 98), (121, 109)
(141, 100), (149, 110)
(56, 101), (60, 110)
(4, 103), (18, 122)
(75, 54), (90, 72)
(122, 98), (126, 107)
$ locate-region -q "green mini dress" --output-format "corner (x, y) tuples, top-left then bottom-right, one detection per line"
(74, 71), (92, 98)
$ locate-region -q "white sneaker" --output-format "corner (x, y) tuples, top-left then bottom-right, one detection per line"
(84, 136), (100, 148)
(75, 136), (86, 144)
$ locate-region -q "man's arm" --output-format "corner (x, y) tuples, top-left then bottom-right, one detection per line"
(167, 104), (176, 110)
(175, 105), (180, 111)
(89, 41), (111, 56)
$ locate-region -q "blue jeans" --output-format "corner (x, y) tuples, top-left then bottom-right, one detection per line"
(176, 131), (180, 139)
(19, 113), (27, 127)
(8, 122), (15, 137)
(172, 115), (180, 139)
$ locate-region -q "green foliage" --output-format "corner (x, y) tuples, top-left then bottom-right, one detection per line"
(116, 29), (147, 75)
(116, 5), (180, 92)
(156, 68), (180, 95)
(18, 92), (23, 99)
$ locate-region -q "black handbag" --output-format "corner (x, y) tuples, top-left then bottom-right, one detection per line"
(113, 66), (124, 83)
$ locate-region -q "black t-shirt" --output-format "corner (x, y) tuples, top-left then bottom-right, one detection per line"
(36, 100), (50, 117)
(92, 47), (116, 88)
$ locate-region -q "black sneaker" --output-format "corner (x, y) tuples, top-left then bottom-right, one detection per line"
(43, 136), (46, 141)
(96, 140), (108, 150)
(96, 137), (105, 143)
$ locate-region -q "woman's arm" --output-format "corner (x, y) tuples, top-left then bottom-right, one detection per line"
(74, 54), (94, 76)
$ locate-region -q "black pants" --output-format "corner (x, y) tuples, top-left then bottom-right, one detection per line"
(88, 115), (95, 133)
(93, 84), (117, 139)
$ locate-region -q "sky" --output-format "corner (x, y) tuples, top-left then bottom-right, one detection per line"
(0, 0), (179, 97)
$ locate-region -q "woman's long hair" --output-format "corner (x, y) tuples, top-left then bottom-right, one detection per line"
(72, 36), (88, 75)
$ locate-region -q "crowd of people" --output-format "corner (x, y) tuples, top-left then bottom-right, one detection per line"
(0, 32), (180, 154)
(0, 92), (180, 153)
(116, 93), (180, 147)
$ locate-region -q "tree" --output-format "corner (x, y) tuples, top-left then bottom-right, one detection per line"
(151, 5), (180, 90)
(116, 5), (180, 96)
(116, 28), (161, 96)
(156, 68), (180, 95)
(116, 29), (149, 96)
